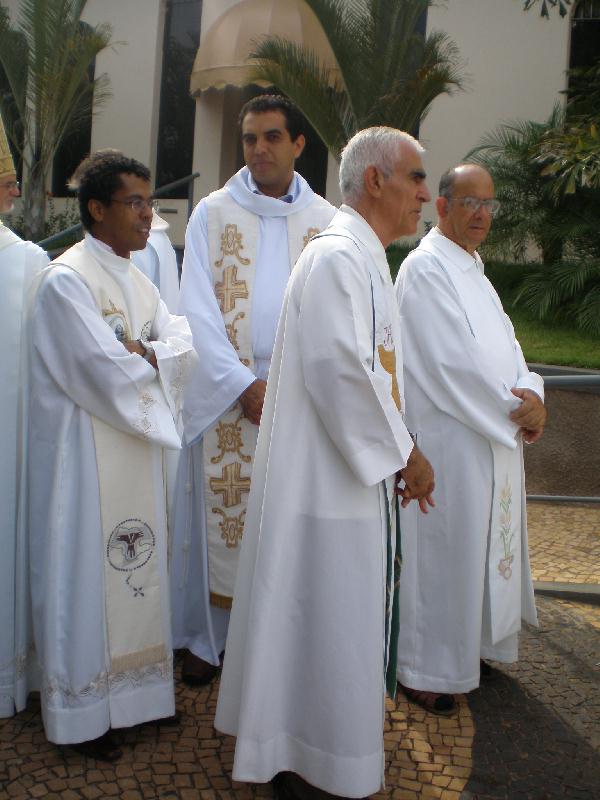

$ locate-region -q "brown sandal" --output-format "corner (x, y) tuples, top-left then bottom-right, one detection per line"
(399, 682), (456, 716)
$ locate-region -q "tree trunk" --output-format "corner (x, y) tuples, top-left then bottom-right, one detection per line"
(22, 162), (47, 243)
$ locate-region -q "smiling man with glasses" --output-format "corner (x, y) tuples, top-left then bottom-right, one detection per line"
(27, 150), (198, 761)
(394, 163), (547, 717)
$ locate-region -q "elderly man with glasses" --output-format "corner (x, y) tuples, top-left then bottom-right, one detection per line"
(394, 164), (546, 715)
(27, 150), (197, 760)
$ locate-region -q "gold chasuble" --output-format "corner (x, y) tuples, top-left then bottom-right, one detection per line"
(51, 244), (167, 673)
(203, 192), (331, 608)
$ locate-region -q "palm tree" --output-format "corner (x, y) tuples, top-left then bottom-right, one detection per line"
(522, 0), (572, 18)
(248, 0), (464, 158)
(536, 59), (600, 197)
(467, 107), (571, 265)
(0, 0), (112, 240)
(468, 107), (600, 335)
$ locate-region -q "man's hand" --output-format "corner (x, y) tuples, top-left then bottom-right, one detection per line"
(123, 339), (157, 369)
(510, 388), (547, 443)
(397, 446), (435, 513)
(239, 378), (267, 425)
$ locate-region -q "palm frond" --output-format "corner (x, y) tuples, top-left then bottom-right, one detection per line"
(249, 37), (349, 155)
(251, 0), (464, 152)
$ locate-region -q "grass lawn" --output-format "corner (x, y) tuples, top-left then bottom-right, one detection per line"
(503, 304), (600, 369)
(387, 246), (600, 369)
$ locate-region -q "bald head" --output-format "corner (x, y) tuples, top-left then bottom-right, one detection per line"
(436, 164), (497, 254)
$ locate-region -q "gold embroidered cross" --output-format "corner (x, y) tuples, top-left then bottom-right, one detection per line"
(215, 224), (251, 267)
(210, 462), (251, 508)
(215, 266), (249, 314)
(378, 345), (402, 411)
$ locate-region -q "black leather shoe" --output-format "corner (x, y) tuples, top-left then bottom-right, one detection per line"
(154, 711), (181, 726)
(272, 771), (370, 800)
(70, 731), (123, 762)
(181, 650), (220, 686)
(480, 659), (499, 680)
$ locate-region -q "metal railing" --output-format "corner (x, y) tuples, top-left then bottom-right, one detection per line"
(36, 171), (200, 253)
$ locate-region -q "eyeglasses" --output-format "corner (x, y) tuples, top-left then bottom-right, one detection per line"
(0, 180), (20, 190)
(450, 196), (501, 216)
(111, 197), (159, 212)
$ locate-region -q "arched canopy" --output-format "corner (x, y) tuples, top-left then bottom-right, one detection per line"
(190, 0), (338, 95)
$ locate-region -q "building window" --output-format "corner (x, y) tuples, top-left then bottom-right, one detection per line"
(155, 0), (202, 197)
(570, 0), (600, 69)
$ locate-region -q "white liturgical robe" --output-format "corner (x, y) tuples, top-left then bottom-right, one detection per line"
(28, 234), (197, 744)
(170, 168), (334, 665)
(131, 210), (180, 313)
(395, 227), (542, 694)
(215, 207), (414, 798)
(0, 222), (48, 718)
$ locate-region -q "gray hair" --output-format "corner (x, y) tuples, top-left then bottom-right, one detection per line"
(339, 127), (424, 205)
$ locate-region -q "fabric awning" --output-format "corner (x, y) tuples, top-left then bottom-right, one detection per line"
(190, 0), (338, 95)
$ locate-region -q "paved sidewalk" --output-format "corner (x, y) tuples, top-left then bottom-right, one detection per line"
(527, 501), (599, 586)
(1, 504), (598, 800)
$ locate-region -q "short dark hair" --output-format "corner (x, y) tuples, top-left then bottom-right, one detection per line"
(238, 94), (305, 141)
(69, 149), (151, 230)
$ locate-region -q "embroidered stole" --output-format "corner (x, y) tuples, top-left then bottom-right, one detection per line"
(487, 440), (525, 643)
(56, 243), (167, 673)
(204, 193), (331, 607)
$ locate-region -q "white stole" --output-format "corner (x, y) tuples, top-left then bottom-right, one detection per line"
(52, 242), (167, 673)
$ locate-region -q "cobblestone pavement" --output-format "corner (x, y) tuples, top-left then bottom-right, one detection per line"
(1, 506), (598, 800)
(527, 501), (599, 585)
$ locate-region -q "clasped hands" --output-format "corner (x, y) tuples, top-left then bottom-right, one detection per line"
(239, 378), (267, 425)
(510, 388), (547, 444)
(123, 339), (158, 369)
(396, 446), (435, 514)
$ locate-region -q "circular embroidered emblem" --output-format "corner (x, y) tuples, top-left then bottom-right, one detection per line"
(107, 519), (155, 572)
(105, 312), (128, 342)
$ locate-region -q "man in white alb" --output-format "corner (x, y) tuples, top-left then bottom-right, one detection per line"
(0, 114), (48, 719)
(395, 164), (546, 715)
(28, 150), (197, 760)
(215, 127), (435, 800)
(170, 95), (335, 685)
(132, 208), (180, 313)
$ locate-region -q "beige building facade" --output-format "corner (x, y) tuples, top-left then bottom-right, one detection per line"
(1, 0), (589, 244)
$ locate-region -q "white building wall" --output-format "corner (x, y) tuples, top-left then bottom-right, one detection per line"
(83, 0), (164, 169)
(418, 0), (571, 233)
(1, 0), (576, 245)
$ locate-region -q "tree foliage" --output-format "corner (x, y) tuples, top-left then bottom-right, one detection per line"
(522, 0), (572, 18)
(0, 0), (112, 240)
(248, 0), (464, 158)
(535, 60), (600, 196)
(468, 103), (600, 336)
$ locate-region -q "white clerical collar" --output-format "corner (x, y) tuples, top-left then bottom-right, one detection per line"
(247, 171), (297, 203)
(84, 232), (132, 274)
(429, 227), (483, 274)
(334, 204), (390, 282)
(225, 166), (316, 217)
